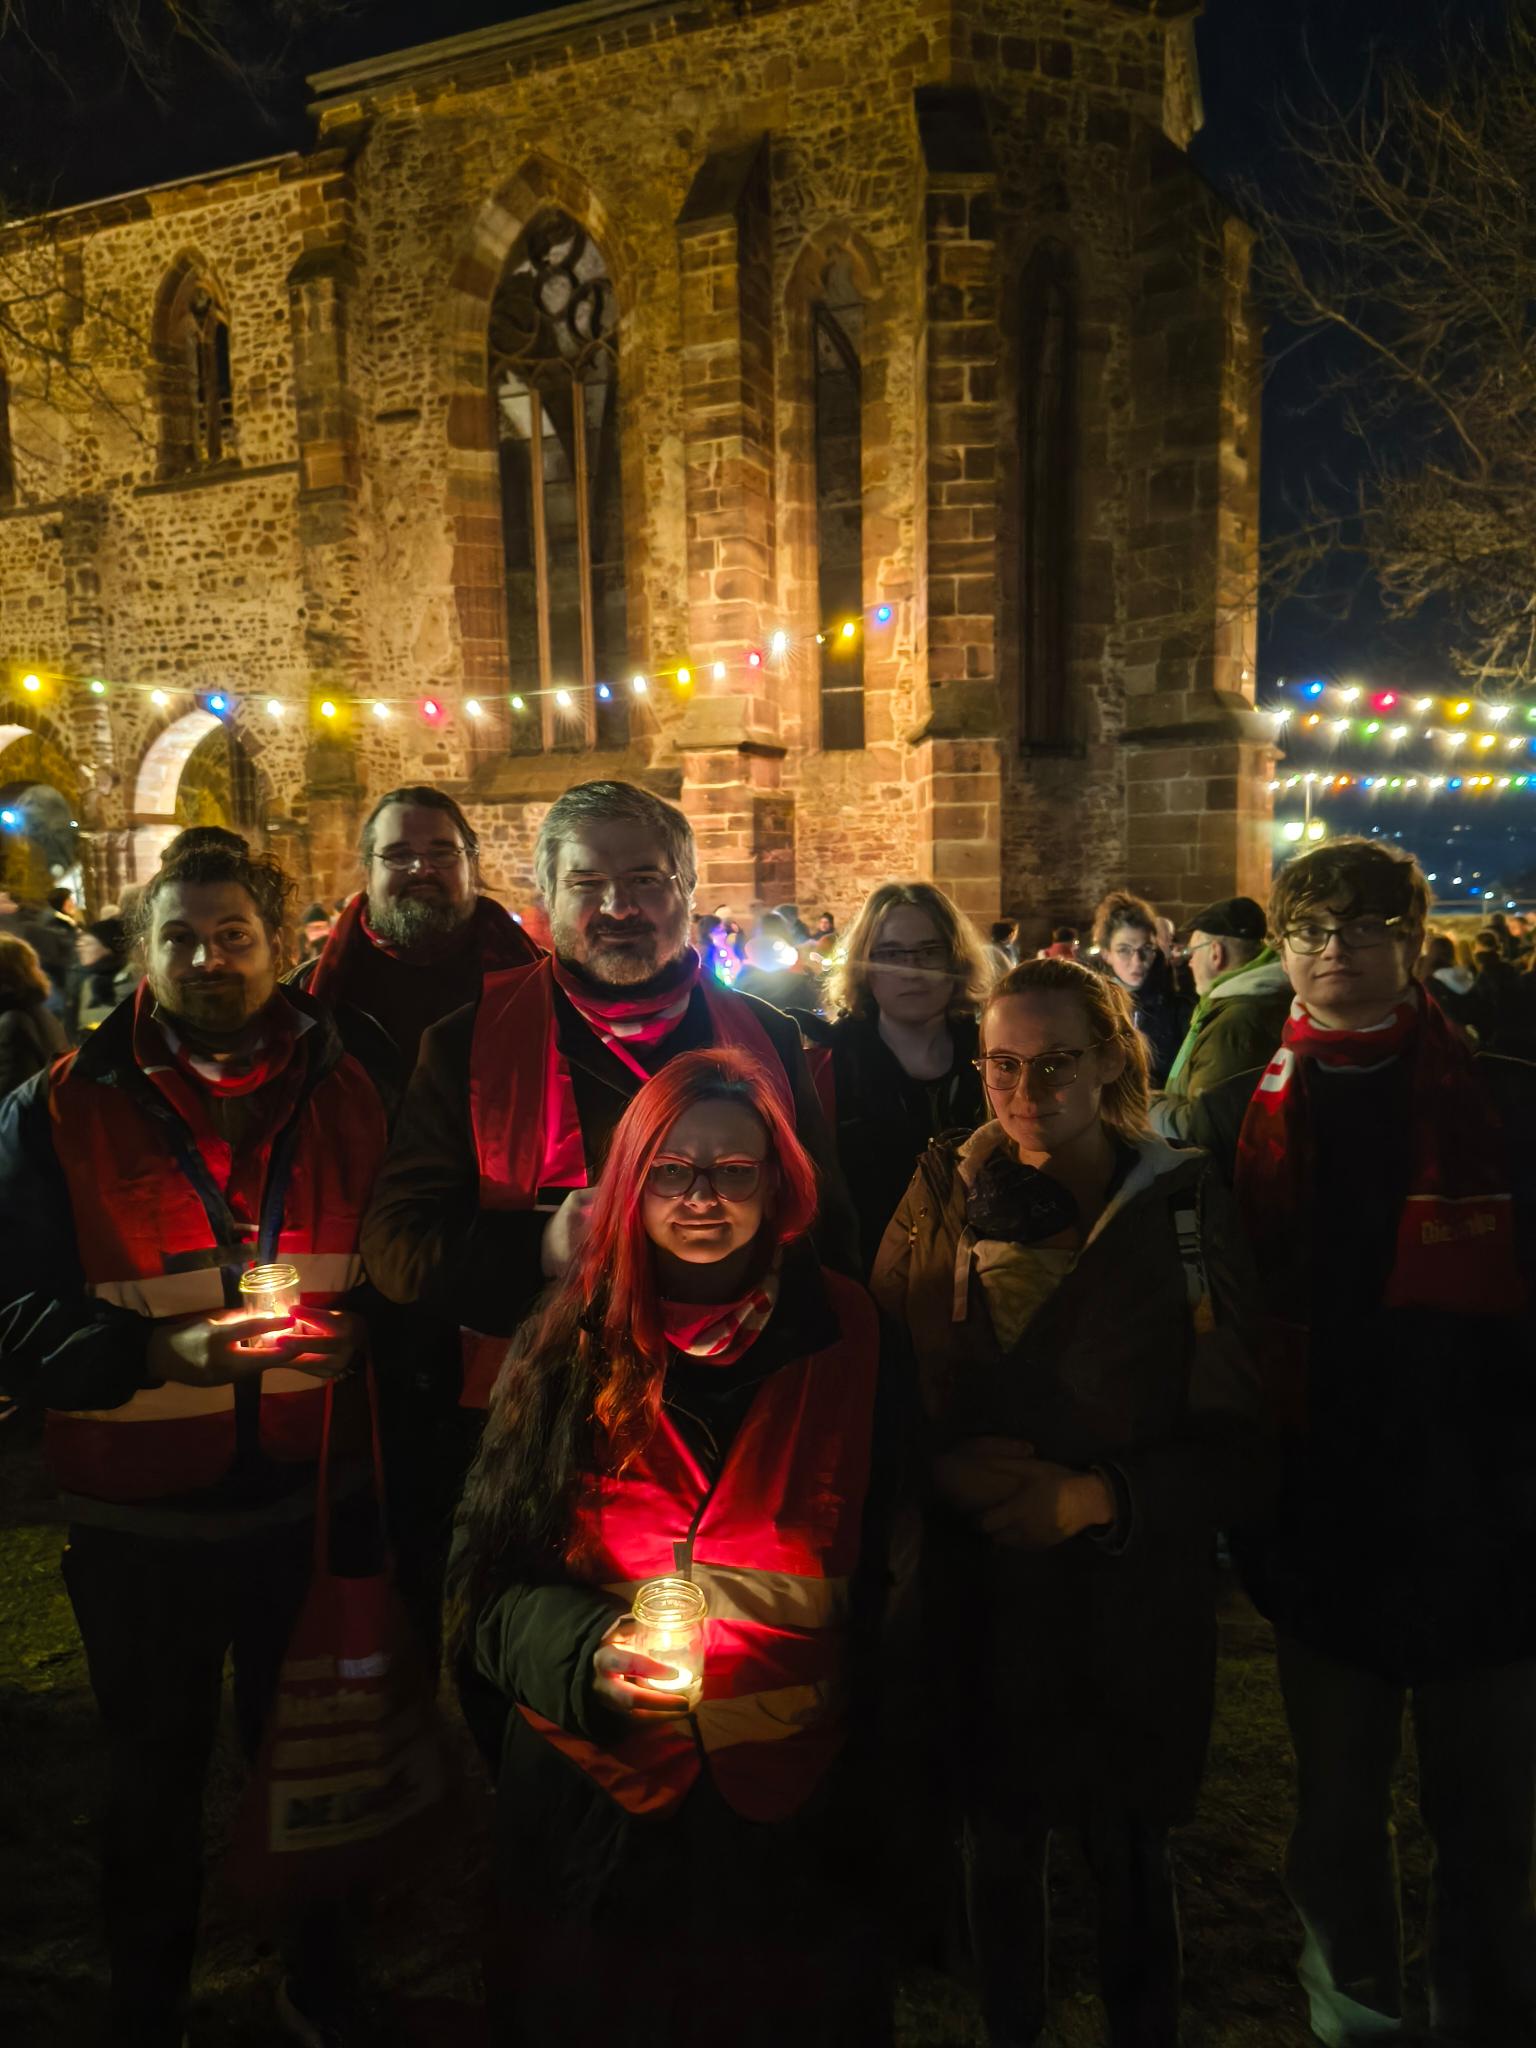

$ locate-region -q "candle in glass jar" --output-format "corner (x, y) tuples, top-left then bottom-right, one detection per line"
(237, 1262), (302, 1348)
(630, 1576), (708, 1706)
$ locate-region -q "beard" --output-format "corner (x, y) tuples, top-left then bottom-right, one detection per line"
(153, 971), (271, 1042)
(369, 887), (473, 951)
(552, 897), (692, 987)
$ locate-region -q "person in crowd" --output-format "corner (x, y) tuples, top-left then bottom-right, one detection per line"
(73, 915), (130, 1036)
(1042, 925), (1080, 962)
(1486, 909), (1524, 961)
(0, 827), (395, 2048)
(1148, 896), (1291, 1172)
(28, 883), (79, 1016)
(0, 884), (23, 940)
(1444, 929), (1536, 1059)
(815, 909), (837, 941)
(872, 956), (1270, 2048)
(1420, 930), (1474, 1002)
(447, 1047), (903, 2047)
(1091, 891), (1193, 1086)
(0, 932), (68, 1094)
(777, 900), (812, 944)
(826, 880), (989, 1274)
(988, 919), (1019, 968)
(297, 901), (333, 965)
(293, 783), (539, 1073)
(361, 777), (850, 1413)
(1230, 836), (1536, 2048)
(735, 910), (820, 1014)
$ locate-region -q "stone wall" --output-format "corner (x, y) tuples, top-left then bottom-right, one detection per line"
(0, 0), (1266, 932)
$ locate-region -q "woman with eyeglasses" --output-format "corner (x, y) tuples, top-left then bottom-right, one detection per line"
(825, 880), (992, 1274)
(872, 957), (1271, 2048)
(1091, 890), (1193, 1087)
(448, 1046), (904, 2047)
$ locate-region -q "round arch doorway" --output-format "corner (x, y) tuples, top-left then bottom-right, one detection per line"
(130, 711), (263, 877)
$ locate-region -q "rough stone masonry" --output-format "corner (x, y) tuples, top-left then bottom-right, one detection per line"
(0, 0), (1272, 934)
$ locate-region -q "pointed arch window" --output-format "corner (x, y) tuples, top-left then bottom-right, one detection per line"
(1019, 244), (1076, 750)
(157, 269), (234, 476)
(813, 257), (865, 751)
(491, 211), (627, 754)
(0, 363), (14, 508)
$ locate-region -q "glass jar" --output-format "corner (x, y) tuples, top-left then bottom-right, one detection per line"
(237, 1262), (302, 1347)
(630, 1576), (709, 1707)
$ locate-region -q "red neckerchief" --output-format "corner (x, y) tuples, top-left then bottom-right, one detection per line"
(1236, 988), (1525, 1345)
(661, 1261), (781, 1367)
(307, 891), (538, 1003)
(550, 949), (701, 1085)
(131, 981), (309, 1208)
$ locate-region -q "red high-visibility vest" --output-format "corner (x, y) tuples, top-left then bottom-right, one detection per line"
(459, 958), (795, 1408)
(520, 1268), (879, 1823)
(44, 1040), (388, 1504)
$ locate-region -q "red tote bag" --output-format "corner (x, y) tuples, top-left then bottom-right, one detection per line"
(228, 1372), (455, 1905)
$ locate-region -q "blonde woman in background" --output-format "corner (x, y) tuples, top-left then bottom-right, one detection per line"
(873, 957), (1272, 2048)
(825, 880), (992, 1274)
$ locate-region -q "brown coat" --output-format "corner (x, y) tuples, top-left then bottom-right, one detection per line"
(871, 1127), (1273, 1825)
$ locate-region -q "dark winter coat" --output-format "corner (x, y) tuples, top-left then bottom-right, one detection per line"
(1148, 952), (1292, 1177)
(827, 1009), (985, 1279)
(0, 995), (66, 1099)
(871, 1126), (1273, 1825)
(1096, 953), (1193, 1088)
(1232, 1049), (1536, 1683)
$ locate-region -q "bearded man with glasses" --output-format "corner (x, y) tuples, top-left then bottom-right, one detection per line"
(293, 783), (538, 1073)
(1230, 834), (1536, 2048)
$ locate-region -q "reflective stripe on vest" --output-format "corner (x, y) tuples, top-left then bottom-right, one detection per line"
(44, 1046), (386, 1505)
(518, 1269), (879, 1823)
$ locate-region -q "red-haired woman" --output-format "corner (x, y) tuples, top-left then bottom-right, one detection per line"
(448, 1046), (905, 2048)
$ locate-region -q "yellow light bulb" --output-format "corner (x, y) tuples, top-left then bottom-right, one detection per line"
(21, 673), (40, 693)
(676, 667), (692, 687)
(840, 620), (857, 641)
(320, 700), (337, 719)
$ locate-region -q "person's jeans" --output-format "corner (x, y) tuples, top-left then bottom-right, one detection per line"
(1276, 1634), (1536, 2047)
(62, 1519), (322, 2042)
(962, 1801), (1182, 2047)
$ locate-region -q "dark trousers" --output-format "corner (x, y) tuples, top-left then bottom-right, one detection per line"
(963, 1801), (1182, 2048)
(1276, 1634), (1536, 2047)
(62, 1519), (318, 2042)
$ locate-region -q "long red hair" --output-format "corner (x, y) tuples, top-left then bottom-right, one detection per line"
(445, 1048), (819, 1641)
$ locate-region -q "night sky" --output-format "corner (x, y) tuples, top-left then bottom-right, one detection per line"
(3, 0), (1524, 903)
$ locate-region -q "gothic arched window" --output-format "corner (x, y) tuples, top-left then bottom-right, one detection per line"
(1019, 244), (1075, 749)
(157, 268), (234, 476)
(491, 212), (627, 754)
(813, 257), (865, 751)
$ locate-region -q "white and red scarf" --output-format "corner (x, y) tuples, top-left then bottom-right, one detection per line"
(661, 1262), (781, 1368)
(1235, 990), (1524, 1331)
(551, 950), (700, 1084)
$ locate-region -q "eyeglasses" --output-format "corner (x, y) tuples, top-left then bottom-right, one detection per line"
(1109, 942), (1158, 963)
(973, 1040), (1114, 1092)
(645, 1158), (765, 1201)
(375, 847), (468, 873)
(1282, 915), (1404, 956)
(869, 942), (951, 970)
(561, 870), (679, 902)
(1172, 938), (1220, 965)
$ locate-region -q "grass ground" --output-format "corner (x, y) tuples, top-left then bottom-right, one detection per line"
(0, 1441), (1434, 2048)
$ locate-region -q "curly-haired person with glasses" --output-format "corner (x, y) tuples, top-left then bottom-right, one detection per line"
(1226, 834), (1536, 2048)
(872, 956), (1273, 2048)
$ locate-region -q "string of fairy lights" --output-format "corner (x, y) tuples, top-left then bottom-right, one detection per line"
(1267, 676), (1536, 803)
(1, 605), (898, 734)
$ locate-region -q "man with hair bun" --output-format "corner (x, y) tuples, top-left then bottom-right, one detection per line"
(0, 825), (395, 2048)
(294, 781), (538, 1073)
(1232, 834), (1536, 2048)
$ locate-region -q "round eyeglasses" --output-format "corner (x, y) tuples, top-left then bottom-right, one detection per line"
(973, 1039), (1114, 1092)
(645, 1159), (765, 1202)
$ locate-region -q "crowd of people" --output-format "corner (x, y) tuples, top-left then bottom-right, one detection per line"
(1, 779), (1533, 2048)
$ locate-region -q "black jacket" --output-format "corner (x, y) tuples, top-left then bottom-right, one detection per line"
(828, 1009), (985, 1278)
(360, 978), (857, 1343)
(1097, 953), (1193, 1088)
(1233, 1050), (1536, 1682)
